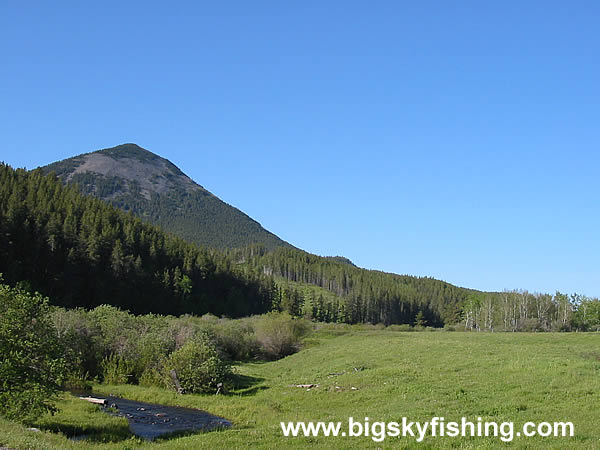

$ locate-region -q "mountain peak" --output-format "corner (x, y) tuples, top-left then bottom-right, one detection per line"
(94, 143), (164, 163)
(41, 144), (291, 251)
(110, 142), (144, 149)
(45, 143), (199, 200)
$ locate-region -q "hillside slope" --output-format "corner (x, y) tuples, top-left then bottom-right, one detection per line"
(0, 164), (272, 316)
(42, 144), (291, 251)
(229, 245), (475, 326)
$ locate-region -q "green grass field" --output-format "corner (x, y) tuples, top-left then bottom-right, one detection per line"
(1, 330), (599, 449)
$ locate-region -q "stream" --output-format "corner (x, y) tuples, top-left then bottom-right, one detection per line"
(93, 396), (232, 440)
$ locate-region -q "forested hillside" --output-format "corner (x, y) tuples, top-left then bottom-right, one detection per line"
(227, 246), (600, 331)
(229, 246), (473, 326)
(0, 164), (273, 316)
(42, 144), (291, 251)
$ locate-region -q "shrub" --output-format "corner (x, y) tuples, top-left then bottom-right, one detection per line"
(63, 368), (93, 392)
(139, 366), (166, 388)
(312, 322), (350, 337)
(520, 318), (545, 332)
(132, 315), (176, 381)
(0, 282), (67, 422)
(213, 320), (259, 361)
(101, 353), (135, 385)
(352, 323), (385, 331)
(163, 333), (231, 393)
(52, 308), (102, 381)
(386, 324), (414, 332)
(168, 315), (212, 350)
(254, 312), (310, 360)
(88, 305), (138, 358)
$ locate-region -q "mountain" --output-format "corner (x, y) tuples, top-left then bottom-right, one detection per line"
(37, 143), (483, 326)
(42, 144), (291, 251)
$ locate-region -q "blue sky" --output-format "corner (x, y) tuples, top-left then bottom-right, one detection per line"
(1, 1), (598, 297)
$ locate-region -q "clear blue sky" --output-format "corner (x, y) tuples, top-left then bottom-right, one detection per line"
(1, 1), (598, 297)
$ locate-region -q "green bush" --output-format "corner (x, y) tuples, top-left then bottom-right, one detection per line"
(351, 323), (385, 331)
(101, 354), (134, 385)
(254, 312), (311, 360)
(52, 308), (102, 381)
(63, 368), (93, 392)
(168, 315), (211, 350)
(0, 282), (67, 422)
(139, 366), (166, 388)
(163, 333), (231, 393)
(386, 324), (414, 332)
(88, 305), (138, 359)
(132, 314), (175, 381)
(213, 320), (259, 360)
(520, 318), (545, 332)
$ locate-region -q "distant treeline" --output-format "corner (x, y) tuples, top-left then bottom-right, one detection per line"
(461, 290), (600, 332)
(228, 246), (474, 326)
(231, 246), (600, 331)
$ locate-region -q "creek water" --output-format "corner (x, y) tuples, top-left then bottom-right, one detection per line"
(99, 396), (231, 440)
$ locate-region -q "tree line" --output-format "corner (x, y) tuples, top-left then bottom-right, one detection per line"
(461, 290), (600, 332)
(228, 245), (471, 326)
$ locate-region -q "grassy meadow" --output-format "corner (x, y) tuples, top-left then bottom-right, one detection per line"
(1, 330), (599, 449)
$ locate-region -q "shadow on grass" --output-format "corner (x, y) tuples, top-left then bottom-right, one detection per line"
(33, 421), (133, 443)
(229, 373), (268, 396)
(151, 423), (231, 443)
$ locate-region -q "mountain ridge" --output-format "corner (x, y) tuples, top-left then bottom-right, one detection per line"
(42, 143), (292, 251)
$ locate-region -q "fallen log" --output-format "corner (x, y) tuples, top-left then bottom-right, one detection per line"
(79, 396), (107, 406)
